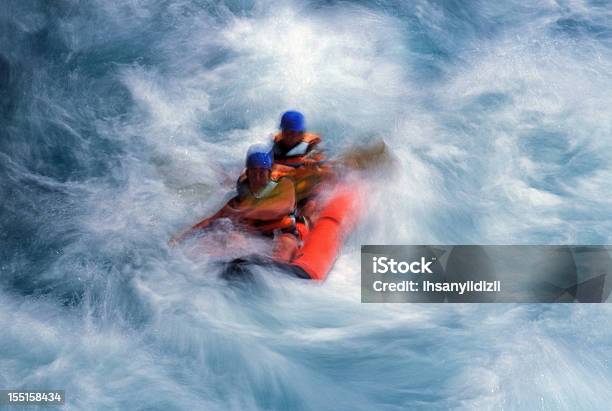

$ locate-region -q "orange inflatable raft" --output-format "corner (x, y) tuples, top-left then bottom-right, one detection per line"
(222, 183), (362, 281)
(287, 185), (361, 280)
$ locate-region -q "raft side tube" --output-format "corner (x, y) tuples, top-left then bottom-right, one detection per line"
(289, 186), (361, 280)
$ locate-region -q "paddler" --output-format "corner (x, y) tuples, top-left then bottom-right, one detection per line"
(272, 110), (324, 168)
(169, 145), (304, 262)
(236, 111), (334, 227)
(272, 110), (334, 225)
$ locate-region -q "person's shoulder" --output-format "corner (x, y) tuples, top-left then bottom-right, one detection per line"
(235, 171), (249, 197)
(274, 175), (295, 190)
(275, 174), (294, 184)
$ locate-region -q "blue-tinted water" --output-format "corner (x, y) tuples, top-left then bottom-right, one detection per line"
(1, 1), (612, 409)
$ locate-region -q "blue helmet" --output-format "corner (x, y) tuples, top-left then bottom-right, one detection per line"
(245, 144), (273, 169)
(280, 110), (305, 132)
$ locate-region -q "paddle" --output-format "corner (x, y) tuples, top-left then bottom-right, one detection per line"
(293, 138), (393, 171)
(335, 138), (392, 171)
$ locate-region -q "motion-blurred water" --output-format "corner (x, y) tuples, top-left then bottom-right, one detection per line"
(2, 1), (612, 409)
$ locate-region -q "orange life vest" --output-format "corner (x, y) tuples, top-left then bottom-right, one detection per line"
(237, 163), (333, 204)
(272, 132), (323, 166)
(231, 177), (297, 235)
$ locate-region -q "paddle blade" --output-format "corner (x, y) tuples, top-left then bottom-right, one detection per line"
(339, 139), (393, 170)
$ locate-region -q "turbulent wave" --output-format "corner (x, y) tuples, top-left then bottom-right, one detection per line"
(1, 0), (612, 409)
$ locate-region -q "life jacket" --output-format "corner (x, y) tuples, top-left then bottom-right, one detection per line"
(237, 163), (332, 205)
(272, 132), (323, 167)
(236, 174), (283, 200)
(232, 177), (298, 235)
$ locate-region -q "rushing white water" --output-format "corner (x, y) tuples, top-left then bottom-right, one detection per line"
(2, 0), (612, 409)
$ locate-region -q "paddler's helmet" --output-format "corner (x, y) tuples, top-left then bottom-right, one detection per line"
(280, 110), (305, 132)
(246, 144), (273, 170)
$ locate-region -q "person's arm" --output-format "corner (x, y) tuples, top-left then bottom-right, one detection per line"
(168, 201), (236, 246)
(295, 142), (324, 168)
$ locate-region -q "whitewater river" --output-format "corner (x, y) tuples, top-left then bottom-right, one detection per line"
(1, 1), (612, 409)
